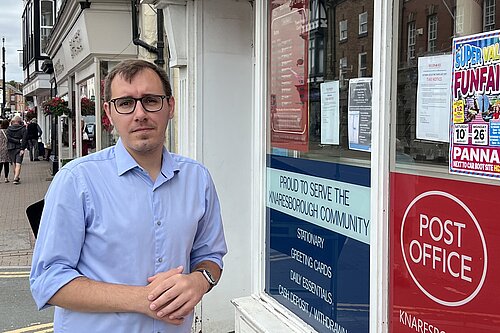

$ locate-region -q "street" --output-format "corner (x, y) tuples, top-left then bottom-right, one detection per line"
(0, 267), (53, 332)
(0, 158), (54, 332)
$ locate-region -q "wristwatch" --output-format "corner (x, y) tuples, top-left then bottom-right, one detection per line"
(196, 269), (217, 292)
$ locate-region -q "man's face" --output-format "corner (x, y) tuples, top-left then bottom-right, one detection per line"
(103, 68), (174, 157)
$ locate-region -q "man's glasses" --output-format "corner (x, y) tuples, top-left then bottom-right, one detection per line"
(108, 95), (169, 114)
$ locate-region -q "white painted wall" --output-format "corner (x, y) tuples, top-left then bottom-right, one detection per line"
(153, 0), (254, 330)
(196, 1), (254, 331)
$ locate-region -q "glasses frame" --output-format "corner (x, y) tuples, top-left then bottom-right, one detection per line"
(108, 95), (169, 114)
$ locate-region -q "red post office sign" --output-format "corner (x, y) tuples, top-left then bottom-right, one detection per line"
(391, 172), (499, 333)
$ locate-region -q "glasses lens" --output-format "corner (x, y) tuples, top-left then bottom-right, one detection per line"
(115, 98), (135, 114)
(141, 96), (163, 112)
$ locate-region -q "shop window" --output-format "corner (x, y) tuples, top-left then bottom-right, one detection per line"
(427, 14), (437, 52)
(359, 12), (368, 35)
(267, 1), (373, 332)
(339, 20), (347, 41)
(484, 0), (495, 31)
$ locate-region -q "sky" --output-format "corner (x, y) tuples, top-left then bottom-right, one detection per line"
(0, 0), (24, 83)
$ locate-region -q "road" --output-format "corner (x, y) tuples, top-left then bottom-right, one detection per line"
(0, 158), (54, 332)
(0, 267), (53, 332)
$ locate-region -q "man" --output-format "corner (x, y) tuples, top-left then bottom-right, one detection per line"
(6, 116), (28, 184)
(26, 118), (43, 161)
(30, 59), (227, 333)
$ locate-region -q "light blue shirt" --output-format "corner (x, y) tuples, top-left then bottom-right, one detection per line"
(30, 139), (227, 333)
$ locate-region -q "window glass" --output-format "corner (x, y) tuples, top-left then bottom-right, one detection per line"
(339, 20), (347, 41)
(266, 1), (373, 332)
(40, 1), (53, 54)
(395, 0), (499, 168)
(359, 12), (368, 35)
(100, 61), (118, 149)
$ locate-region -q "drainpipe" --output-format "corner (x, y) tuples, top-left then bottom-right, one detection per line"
(131, 0), (165, 68)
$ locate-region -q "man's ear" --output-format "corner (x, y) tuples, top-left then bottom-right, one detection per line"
(103, 102), (114, 126)
(167, 96), (175, 120)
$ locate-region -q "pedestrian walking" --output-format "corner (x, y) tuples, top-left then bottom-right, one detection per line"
(26, 118), (42, 161)
(30, 59), (227, 333)
(6, 116), (27, 185)
(0, 119), (11, 182)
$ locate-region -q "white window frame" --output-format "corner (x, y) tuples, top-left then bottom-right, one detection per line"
(407, 21), (416, 61)
(359, 52), (367, 77)
(340, 56), (348, 87)
(359, 12), (368, 34)
(455, 5), (464, 35)
(484, 0), (496, 31)
(427, 14), (437, 52)
(340, 20), (348, 41)
(40, 0), (54, 54)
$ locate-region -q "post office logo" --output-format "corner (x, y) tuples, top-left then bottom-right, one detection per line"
(401, 191), (488, 307)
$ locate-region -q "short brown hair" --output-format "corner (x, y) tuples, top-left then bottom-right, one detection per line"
(104, 59), (172, 101)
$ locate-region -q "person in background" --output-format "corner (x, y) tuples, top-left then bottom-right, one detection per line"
(26, 118), (43, 161)
(7, 116), (28, 185)
(30, 59), (227, 333)
(0, 119), (12, 182)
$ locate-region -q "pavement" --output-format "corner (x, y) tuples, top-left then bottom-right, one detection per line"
(0, 156), (53, 267)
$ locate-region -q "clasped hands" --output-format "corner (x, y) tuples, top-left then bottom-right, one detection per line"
(143, 266), (210, 325)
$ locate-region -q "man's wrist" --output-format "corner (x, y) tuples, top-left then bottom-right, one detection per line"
(195, 269), (216, 293)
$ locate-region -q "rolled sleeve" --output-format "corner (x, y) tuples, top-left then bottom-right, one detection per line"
(30, 168), (87, 310)
(190, 169), (227, 270)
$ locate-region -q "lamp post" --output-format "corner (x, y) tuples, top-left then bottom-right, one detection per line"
(2, 37), (5, 118)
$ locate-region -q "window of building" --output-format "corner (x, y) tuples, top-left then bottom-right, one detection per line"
(427, 14), (438, 52)
(340, 20), (347, 41)
(484, 0), (495, 31)
(407, 21), (416, 61)
(339, 56), (348, 87)
(266, 2), (374, 331)
(359, 52), (367, 77)
(455, 5), (464, 35)
(359, 12), (368, 35)
(40, 0), (54, 54)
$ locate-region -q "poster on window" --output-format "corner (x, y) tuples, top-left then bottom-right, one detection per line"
(416, 54), (452, 142)
(266, 155), (370, 333)
(348, 78), (372, 152)
(320, 81), (340, 145)
(450, 30), (500, 179)
(270, 0), (309, 152)
(390, 172), (499, 333)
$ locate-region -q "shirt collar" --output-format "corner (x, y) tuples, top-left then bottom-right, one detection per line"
(115, 138), (180, 180)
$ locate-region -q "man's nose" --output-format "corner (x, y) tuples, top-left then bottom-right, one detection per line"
(133, 100), (148, 118)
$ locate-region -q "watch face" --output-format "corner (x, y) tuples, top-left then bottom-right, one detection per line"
(199, 269), (216, 285)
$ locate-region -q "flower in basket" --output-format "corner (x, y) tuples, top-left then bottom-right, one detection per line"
(43, 97), (70, 117)
(81, 97), (96, 116)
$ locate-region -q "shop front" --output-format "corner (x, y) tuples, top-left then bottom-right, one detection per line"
(233, 0), (500, 332)
(44, 1), (136, 167)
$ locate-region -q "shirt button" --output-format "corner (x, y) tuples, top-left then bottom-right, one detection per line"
(157, 258), (163, 263)
(156, 221), (162, 226)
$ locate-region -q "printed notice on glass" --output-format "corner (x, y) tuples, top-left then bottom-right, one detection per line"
(348, 78), (373, 152)
(450, 30), (500, 179)
(320, 81), (340, 145)
(416, 54), (452, 142)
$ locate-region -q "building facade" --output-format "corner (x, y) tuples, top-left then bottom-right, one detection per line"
(23, 0), (500, 332)
(147, 0), (500, 332)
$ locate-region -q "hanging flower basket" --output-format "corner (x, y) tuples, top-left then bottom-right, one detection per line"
(42, 97), (71, 117)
